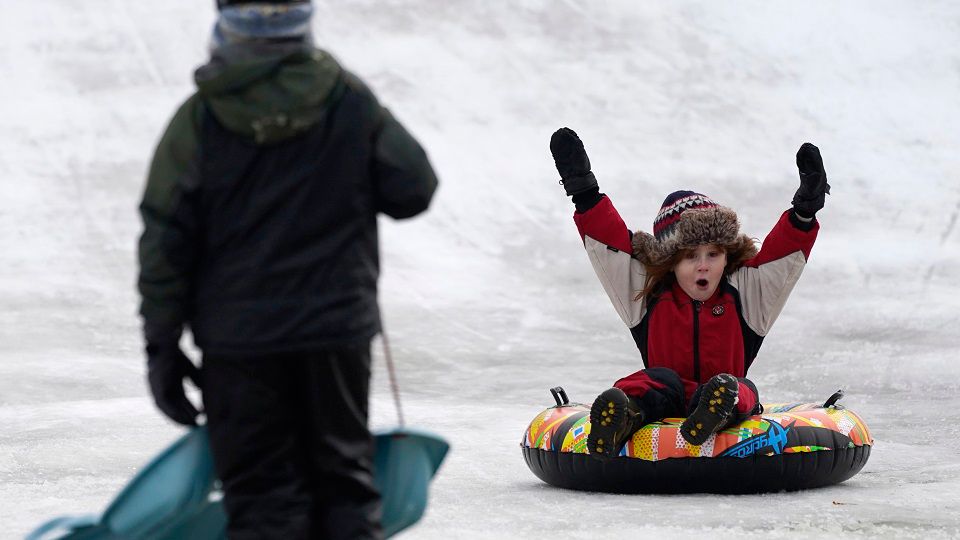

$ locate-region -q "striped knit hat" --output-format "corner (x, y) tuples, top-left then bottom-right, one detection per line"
(631, 190), (746, 265)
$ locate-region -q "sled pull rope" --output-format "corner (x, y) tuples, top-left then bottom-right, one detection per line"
(380, 327), (405, 428)
(822, 389), (844, 409)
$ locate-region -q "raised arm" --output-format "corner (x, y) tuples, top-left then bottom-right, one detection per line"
(728, 142), (830, 336)
(550, 128), (649, 327)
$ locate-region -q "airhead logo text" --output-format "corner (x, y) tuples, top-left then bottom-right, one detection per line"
(719, 420), (790, 458)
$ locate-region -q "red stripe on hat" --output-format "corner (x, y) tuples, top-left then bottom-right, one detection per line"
(653, 211), (684, 237)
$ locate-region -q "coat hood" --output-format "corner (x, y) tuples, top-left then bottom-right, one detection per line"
(194, 42), (342, 144)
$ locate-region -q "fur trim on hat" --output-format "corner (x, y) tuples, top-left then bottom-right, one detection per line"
(632, 206), (749, 265)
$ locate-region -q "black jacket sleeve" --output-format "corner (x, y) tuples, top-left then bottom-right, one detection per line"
(137, 95), (204, 338)
(371, 107), (438, 219)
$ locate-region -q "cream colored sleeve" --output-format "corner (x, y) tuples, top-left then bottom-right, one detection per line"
(583, 235), (649, 327)
(727, 251), (808, 336)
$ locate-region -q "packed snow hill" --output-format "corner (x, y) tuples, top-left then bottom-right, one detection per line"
(2, 0), (960, 538)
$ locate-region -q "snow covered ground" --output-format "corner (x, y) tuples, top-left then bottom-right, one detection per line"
(2, 1), (960, 538)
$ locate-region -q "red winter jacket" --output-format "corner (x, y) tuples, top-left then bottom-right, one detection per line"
(574, 195), (818, 398)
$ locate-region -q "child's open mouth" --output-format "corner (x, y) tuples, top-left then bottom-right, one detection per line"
(696, 279), (709, 288)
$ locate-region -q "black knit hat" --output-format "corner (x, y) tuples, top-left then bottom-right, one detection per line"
(631, 190), (748, 265)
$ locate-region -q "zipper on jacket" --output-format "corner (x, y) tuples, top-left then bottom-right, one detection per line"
(693, 300), (702, 383)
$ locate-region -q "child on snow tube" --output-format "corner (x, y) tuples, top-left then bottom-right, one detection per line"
(548, 128), (830, 457)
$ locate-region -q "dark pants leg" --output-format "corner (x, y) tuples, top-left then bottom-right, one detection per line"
(202, 345), (383, 540)
(613, 367), (686, 420)
(297, 346), (382, 539)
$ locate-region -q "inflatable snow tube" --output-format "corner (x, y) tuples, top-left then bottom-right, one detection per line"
(521, 388), (872, 494)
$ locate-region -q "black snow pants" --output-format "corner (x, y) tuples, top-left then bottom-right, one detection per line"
(201, 344), (382, 540)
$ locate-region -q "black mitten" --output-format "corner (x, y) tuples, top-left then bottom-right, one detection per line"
(144, 323), (202, 426)
(550, 127), (598, 196)
(147, 342), (202, 426)
(792, 142), (831, 218)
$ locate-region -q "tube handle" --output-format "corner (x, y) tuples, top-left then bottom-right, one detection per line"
(549, 386), (570, 407)
(822, 389), (844, 408)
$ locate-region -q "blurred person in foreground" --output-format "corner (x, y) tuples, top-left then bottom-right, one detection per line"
(137, 1), (438, 537)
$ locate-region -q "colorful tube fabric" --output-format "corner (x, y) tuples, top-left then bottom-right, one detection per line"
(522, 402), (872, 460)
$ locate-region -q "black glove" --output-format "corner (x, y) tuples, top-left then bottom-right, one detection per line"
(145, 333), (202, 426)
(550, 127), (598, 196)
(792, 142), (831, 218)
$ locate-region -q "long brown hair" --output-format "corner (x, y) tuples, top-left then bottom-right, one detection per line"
(635, 235), (759, 301)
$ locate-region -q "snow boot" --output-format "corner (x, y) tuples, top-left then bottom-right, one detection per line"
(680, 374), (739, 446)
(588, 387), (646, 459)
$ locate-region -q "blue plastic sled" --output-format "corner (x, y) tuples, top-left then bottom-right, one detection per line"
(27, 427), (448, 539)
(374, 428), (449, 538)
